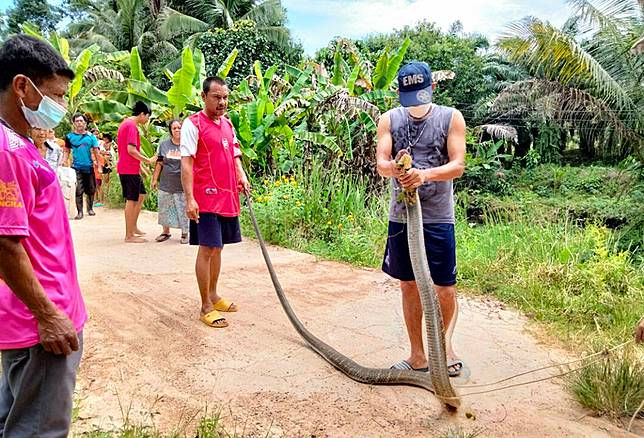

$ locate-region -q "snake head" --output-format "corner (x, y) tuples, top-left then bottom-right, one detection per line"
(394, 150), (412, 172)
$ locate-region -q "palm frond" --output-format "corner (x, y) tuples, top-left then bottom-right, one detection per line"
(492, 79), (643, 155)
(498, 17), (637, 111)
(256, 25), (291, 47)
(159, 6), (209, 40)
(242, 0), (286, 27)
(566, 0), (641, 34)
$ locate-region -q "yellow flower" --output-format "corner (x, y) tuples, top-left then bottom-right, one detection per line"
(296, 201), (302, 207)
(263, 179), (269, 186)
(292, 181), (298, 188)
(338, 223), (343, 230)
(326, 220), (332, 225)
(282, 195), (289, 200)
(275, 181), (281, 187)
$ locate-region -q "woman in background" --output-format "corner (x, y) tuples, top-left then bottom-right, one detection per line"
(151, 119), (189, 244)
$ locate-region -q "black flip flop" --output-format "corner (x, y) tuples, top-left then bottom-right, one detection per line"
(155, 233), (171, 242)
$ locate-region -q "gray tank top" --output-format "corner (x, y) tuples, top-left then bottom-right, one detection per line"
(388, 105), (455, 224)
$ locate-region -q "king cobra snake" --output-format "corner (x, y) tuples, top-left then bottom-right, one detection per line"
(245, 151), (460, 408)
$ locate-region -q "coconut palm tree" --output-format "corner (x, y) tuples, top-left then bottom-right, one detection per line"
(65, 0), (180, 79)
(493, 0), (644, 161)
(159, 0), (290, 48)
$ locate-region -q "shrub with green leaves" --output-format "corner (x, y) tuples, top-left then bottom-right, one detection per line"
(198, 20), (300, 88)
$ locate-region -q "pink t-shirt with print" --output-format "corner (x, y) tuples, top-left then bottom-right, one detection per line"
(0, 123), (87, 350)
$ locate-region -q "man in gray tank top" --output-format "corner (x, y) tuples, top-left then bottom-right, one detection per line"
(376, 62), (466, 376)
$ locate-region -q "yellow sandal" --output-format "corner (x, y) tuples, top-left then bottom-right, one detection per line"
(213, 298), (238, 313)
(200, 310), (229, 328)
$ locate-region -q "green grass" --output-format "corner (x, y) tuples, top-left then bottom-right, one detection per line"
(77, 412), (238, 438)
(570, 344), (644, 418)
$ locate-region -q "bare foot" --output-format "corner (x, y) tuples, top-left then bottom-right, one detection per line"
(124, 236), (147, 243)
(134, 230), (147, 236)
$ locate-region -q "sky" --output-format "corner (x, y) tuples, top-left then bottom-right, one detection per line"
(0, 0), (572, 54)
(283, 0), (572, 54)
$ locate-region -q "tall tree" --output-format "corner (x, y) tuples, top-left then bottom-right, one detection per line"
(160, 0), (292, 48)
(3, 0), (62, 35)
(495, 0), (644, 161)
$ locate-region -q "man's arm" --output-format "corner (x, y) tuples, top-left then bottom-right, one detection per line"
(62, 135), (71, 167)
(127, 144), (154, 164)
(398, 109), (466, 189)
(91, 147), (99, 168)
(234, 157), (250, 194)
(181, 156), (199, 222)
(0, 236), (79, 355)
(376, 112), (404, 179)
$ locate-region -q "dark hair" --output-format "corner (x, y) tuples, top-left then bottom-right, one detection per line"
(103, 133), (113, 141)
(0, 35), (74, 91)
(72, 112), (88, 123)
(168, 118), (181, 133)
(132, 101), (151, 116)
(202, 76), (227, 94)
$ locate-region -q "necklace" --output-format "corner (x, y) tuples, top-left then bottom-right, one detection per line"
(406, 104), (433, 153)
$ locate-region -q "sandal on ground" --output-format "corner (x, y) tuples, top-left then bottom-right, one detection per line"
(155, 233), (171, 242)
(390, 360), (428, 372)
(180, 233), (189, 244)
(212, 298), (238, 312)
(200, 310), (228, 328)
(447, 359), (464, 377)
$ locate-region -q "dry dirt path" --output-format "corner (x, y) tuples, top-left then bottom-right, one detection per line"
(70, 208), (641, 437)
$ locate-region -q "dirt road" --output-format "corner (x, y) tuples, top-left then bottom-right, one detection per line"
(70, 209), (640, 437)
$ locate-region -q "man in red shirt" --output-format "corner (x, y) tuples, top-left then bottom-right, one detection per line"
(116, 102), (154, 243)
(180, 76), (249, 328)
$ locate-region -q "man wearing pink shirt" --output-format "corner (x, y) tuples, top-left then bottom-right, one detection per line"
(181, 76), (250, 328)
(0, 35), (87, 436)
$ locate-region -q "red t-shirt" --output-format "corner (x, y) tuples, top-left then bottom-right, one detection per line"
(116, 117), (141, 175)
(180, 112), (241, 216)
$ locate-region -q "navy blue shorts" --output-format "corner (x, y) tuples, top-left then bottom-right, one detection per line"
(382, 221), (457, 286)
(189, 213), (242, 248)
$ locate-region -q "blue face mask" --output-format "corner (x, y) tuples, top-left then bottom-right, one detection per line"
(20, 78), (67, 129)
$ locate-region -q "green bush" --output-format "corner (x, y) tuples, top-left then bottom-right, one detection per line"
(198, 20), (302, 88)
(241, 160), (388, 267)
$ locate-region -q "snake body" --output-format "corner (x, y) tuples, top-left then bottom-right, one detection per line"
(246, 160), (460, 408)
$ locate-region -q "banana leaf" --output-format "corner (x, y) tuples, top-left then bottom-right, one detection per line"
(128, 79), (169, 106)
(80, 99), (130, 121)
(130, 47), (146, 82)
(384, 37), (411, 87)
(372, 47), (390, 90)
(167, 47), (196, 114)
(295, 130), (340, 154)
(192, 48), (207, 88)
(347, 64), (361, 96)
(69, 45), (100, 105)
(216, 49), (238, 80)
